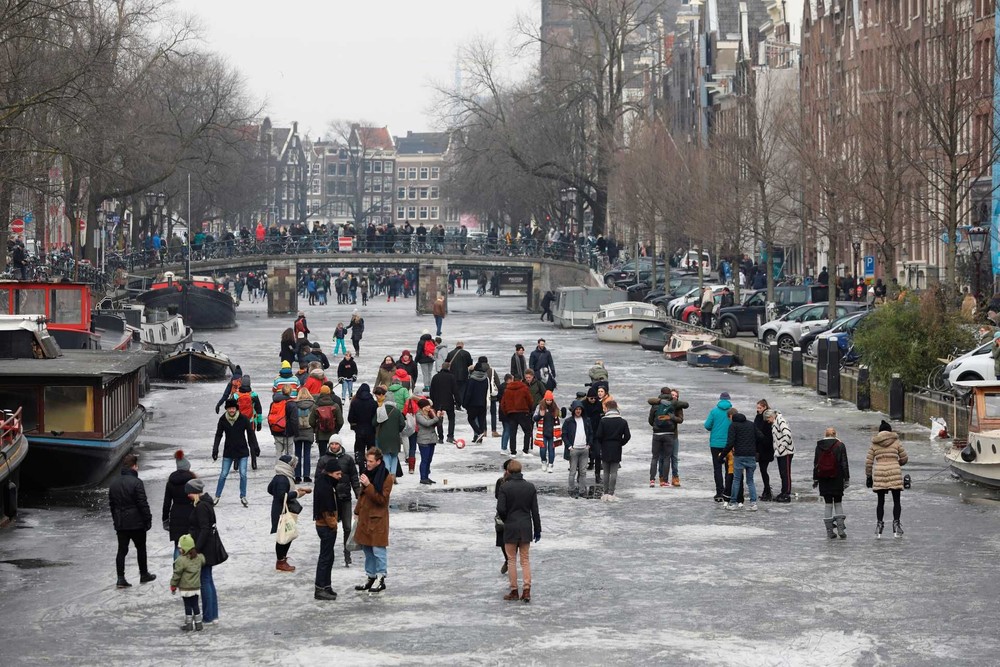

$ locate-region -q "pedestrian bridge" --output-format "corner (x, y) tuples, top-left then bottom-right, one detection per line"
(131, 252), (596, 315)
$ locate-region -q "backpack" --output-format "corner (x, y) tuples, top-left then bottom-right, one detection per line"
(298, 404), (312, 431)
(816, 442), (840, 479)
(654, 401), (673, 427)
(235, 391), (256, 422)
(229, 377), (242, 397)
(267, 400), (287, 432)
(315, 405), (337, 433)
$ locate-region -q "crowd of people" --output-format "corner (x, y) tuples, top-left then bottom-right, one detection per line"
(105, 296), (915, 625)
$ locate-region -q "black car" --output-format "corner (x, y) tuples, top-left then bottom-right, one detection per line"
(603, 259), (668, 288)
(715, 284), (830, 337)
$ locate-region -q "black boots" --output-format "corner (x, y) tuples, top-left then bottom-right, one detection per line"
(369, 576), (386, 593)
(892, 520), (904, 538)
(116, 577), (131, 589)
(760, 488), (773, 502)
(140, 572), (156, 584)
(181, 614), (194, 632)
(355, 576), (376, 591)
(343, 550), (352, 567)
(314, 586), (338, 601)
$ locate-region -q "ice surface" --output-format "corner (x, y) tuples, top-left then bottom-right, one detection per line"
(1, 290), (1000, 665)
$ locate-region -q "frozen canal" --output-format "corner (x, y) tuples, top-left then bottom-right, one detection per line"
(2, 288), (1000, 666)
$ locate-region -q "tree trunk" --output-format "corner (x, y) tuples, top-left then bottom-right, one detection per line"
(0, 180), (11, 272)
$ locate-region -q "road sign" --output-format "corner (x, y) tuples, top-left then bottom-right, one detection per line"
(338, 236), (353, 252)
(864, 255), (875, 277)
(23, 212), (32, 224)
(10, 218), (24, 234)
(78, 218), (86, 231)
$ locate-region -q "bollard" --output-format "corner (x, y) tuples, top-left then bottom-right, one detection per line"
(791, 347), (803, 386)
(889, 373), (905, 421)
(826, 339), (841, 399)
(768, 341), (780, 379)
(816, 336), (829, 395)
(856, 366), (871, 410)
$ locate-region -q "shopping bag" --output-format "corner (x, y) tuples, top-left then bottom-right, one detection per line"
(275, 496), (299, 545)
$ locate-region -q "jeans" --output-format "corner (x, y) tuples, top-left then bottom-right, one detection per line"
(435, 407), (456, 440)
(216, 456), (248, 498)
(294, 440), (312, 479)
(603, 461), (621, 495)
(383, 453), (400, 477)
(115, 530), (148, 576)
(434, 315), (443, 336)
(500, 419), (510, 451)
(650, 433), (676, 480)
(508, 413), (532, 452)
(731, 456), (758, 503)
(333, 338), (347, 354)
(569, 447), (589, 496)
(182, 595), (201, 616)
(468, 407), (487, 437)
(341, 378), (354, 401)
(504, 542), (530, 589)
(541, 435), (555, 464)
(200, 566), (218, 623)
(419, 443), (435, 480)
(362, 545), (388, 577)
(419, 363), (434, 389)
(274, 436), (294, 458)
(777, 454), (793, 496)
(710, 446), (726, 495)
(315, 525), (338, 589)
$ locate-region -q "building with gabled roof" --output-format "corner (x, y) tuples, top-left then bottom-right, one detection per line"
(393, 131), (459, 227)
(258, 117), (307, 228)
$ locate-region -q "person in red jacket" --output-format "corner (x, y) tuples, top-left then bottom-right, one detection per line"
(499, 376), (534, 456)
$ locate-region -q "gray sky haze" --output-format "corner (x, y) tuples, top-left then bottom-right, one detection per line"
(173, 0), (538, 140)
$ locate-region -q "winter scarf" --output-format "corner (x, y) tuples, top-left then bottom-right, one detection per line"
(366, 459), (388, 493)
(224, 411), (239, 426)
(274, 458), (297, 486)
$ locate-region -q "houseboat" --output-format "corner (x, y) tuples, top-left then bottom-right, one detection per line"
(553, 287), (627, 329)
(1, 407), (28, 527)
(0, 314), (155, 489)
(158, 340), (233, 381)
(593, 301), (665, 343)
(946, 380), (1000, 488)
(136, 272), (236, 329)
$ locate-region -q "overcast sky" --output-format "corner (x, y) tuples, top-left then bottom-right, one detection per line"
(173, 0), (538, 141)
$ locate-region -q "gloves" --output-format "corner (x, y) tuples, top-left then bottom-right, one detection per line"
(170, 586), (177, 594)
(212, 453), (218, 462)
(812, 480), (819, 488)
(866, 476), (873, 488)
(215, 405), (220, 414)
(256, 423), (262, 432)
(533, 531), (541, 543)
(162, 520), (169, 531)
(251, 458), (258, 471)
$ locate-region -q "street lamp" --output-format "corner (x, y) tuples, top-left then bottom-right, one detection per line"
(851, 238), (862, 281)
(967, 225), (988, 298)
(900, 245), (909, 288)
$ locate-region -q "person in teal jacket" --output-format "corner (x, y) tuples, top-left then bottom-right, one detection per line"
(703, 392), (733, 502)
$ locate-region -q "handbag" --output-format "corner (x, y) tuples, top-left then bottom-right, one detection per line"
(212, 525), (229, 565)
(401, 412), (416, 439)
(345, 519), (362, 552)
(276, 496), (299, 545)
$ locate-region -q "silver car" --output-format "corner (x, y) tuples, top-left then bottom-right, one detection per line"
(758, 302), (863, 348)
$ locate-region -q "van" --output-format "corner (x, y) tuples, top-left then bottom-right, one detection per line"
(682, 250), (712, 271)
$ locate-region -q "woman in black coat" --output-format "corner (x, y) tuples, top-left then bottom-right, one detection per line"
(279, 328), (297, 365)
(754, 399), (775, 501)
(187, 482), (224, 624)
(493, 460), (514, 574)
(813, 428), (850, 539)
(267, 454), (311, 571)
(162, 450), (195, 553)
(496, 460), (541, 602)
(347, 383), (378, 465)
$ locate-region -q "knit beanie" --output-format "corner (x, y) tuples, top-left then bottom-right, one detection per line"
(320, 385), (331, 395)
(878, 419), (892, 433)
(281, 360), (291, 370)
(174, 450), (190, 472)
(178, 534), (195, 553)
(184, 479), (205, 495)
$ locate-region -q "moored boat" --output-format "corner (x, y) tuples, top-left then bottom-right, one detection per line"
(554, 286), (627, 329)
(1, 407), (28, 527)
(664, 331), (717, 360)
(685, 343), (736, 368)
(0, 280), (100, 349)
(593, 301), (665, 343)
(0, 314), (155, 490)
(158, 341), (233, 381)
(136, 272), (237, 330)
(638, 325), (672, 351)
(946, 380), (1000, 488)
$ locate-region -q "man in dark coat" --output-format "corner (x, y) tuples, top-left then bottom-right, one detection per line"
(429, 363), (461, 443)
(347, 383), (378, 465)
(109, 453), (155, 588)
(445, 341), (473, 407)
(539, 290), (555, 322)
(528, 339), (556, 390)
(314, 435), (362, 566)
(313, 458), (342, 600)
(717, 411), (759, 510)
(582, 387), (605, 481)
(510, 344), (528, 380)
(496, 459), (541, 602)
(162, 450), (196, 553)
(594, 401), (630, 500)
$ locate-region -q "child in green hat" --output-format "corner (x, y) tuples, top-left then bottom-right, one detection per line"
(170, 534), (206, 631)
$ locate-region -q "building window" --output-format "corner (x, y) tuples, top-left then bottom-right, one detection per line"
(420, 187), (429, 199)
(430, 186), (439, 199)
(327, 180), (337, 193)
(419, 206), (428, 220)
(408, 206), (416, 219)
(397, 206), (405, 220)
(384, 160), (393, 172)
(373, 180), (382, 193)
(364, 161), (372, 173)
(326, 164), (337, 176)
(397, 167), (406, 180)
(397, 187), (406, 199)
(431, 167), (440, 179)
(430, 206), (439, 220)
(364, 180), (372, 193)
(408, 167), (417, 180)
(419, 167), (429, 180)
(373, 161), (382, 174)
(408, 187), (417, 199)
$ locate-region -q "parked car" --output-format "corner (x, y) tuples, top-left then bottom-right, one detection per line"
(679, 287), (731, 326)
(801, 311), (870, 356)
(715, 284), (830, 337)
(760, 302), (868, 350)
(603, 259), (668, 288)
(944, 341), (994, 387)
(661, 284), (727, 320)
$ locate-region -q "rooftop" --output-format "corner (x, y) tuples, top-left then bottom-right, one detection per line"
(0, 349), (157, 381)
(395, 131), (451, 155)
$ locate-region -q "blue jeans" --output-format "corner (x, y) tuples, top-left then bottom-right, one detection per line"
(341, 378), (354, 401)
(333, 338), (347, 354)
(294, 440), (312, 480)
(500, 420), (510, 451)
(408, 433), (417, 460)
(434, 315), (443, 336)
(383, 453), (399, 476)
(541, 435), (555, 464)
(731, 456), (758, 503)
(315, 525), (337, 589)
(362, 545), (388, 577)
(419, 443), (435, 480)
(216, 456), (247, 498)
(200, 565), (218, 622)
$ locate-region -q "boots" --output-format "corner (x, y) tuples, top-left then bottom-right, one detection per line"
(835, 516), (847, 539)
(824, 518), (837, 539)
(140, 572), (156, 584)
(181, 614), (194, 632)
(314, 586), (338, 601)
(343, 550), (352, 567)
(369, 576), (386, 593)
(892, 520), (904, 538)
(876, 520), (884, 539)
(500, 561), (508, 575)
(193, 614), (203, 631)
(521, 585), (531, 603)
(407, 457), (416, 474)
(355, 576), (376, 591)
(276, 559), (296, 572)
(116, 577), (132, 589)
(760, 487), (773, 501)
(503, 588), (520, 601)
(671, 476), (681, 487)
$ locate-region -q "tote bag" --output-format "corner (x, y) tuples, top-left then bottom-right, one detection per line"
(275, 496), (300, 545)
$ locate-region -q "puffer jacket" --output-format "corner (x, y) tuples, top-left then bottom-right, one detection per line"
(374, 401), (405, 455)
(771, 411), (793, 456)
(720, 413), (757, 459)
(109, 468), (152, 532)
(463, 370), (490, 409)
(386, 380), (410, 412)
(304, 368), (325, 396)
(865, 431), (908, 491)
(295, 396), (316, 443)
(703, 399), (733, 448)
(170, 551), (205, 591)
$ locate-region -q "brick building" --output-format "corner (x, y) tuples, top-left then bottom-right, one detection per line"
(258, 117), (307, 228)
(393, 131), (459, 227)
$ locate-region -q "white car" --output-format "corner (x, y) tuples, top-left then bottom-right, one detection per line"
(771, 304), (865, 351)
(757, 303), (816, 345)
(944, 341), (993, 387)
(663, 284), (726, 319)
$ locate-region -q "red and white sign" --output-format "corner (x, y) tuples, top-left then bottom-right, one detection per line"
(338, 236), (353, 252)
(78, 218), (86, 231)
(10, 218), (24, 234)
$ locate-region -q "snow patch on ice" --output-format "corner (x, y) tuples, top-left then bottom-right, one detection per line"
(657, 628), (883, 666)
(667, 524), (776, 540)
